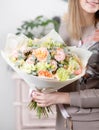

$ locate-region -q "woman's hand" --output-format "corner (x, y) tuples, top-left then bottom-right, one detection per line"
(31, 91), (70, 107)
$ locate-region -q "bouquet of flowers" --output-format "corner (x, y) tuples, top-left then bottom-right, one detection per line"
(1, 30), (92, 118)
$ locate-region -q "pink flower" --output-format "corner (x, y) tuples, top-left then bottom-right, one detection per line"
(54, 48), (65, 62)
(26, 56), (34, 64)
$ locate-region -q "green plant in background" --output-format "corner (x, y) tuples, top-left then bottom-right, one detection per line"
(16, 15), (60, 39)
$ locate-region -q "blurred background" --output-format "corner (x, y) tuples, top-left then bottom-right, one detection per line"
(0, 0), (68, 130)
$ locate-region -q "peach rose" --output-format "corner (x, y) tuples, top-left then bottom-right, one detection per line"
(33, 47), (49, 61)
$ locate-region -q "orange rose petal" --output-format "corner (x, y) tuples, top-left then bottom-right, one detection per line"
(38, 70), (53, 78)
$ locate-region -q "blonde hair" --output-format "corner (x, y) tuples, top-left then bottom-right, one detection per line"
(65, 0), (99, 40)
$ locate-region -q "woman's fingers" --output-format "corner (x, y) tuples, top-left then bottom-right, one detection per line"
(32, 91), (46, 100)
(31, 91), (55, 106)
(37, 102), (49, 107)
(33, 92), (50, 107)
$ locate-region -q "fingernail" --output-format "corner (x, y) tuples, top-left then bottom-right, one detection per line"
(31, 90), (35, 97)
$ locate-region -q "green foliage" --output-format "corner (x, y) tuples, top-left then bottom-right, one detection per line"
(16, 15), (60, 39)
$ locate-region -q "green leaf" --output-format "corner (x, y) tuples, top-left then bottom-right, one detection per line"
(16, 15), (60, 39)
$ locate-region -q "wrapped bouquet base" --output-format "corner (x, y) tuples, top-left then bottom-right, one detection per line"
(1, 30), (92, 118)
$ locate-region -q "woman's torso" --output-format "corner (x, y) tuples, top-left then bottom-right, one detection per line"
(58, 22), (99, 120)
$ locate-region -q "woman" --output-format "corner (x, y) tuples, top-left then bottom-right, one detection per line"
(31, 0), (99, 130)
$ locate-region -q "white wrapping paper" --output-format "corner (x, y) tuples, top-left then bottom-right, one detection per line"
(1, 30), (92, 92)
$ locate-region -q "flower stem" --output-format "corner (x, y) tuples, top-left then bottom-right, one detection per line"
(28, 100), (53, 118)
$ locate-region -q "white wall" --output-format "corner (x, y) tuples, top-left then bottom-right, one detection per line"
(0, 0), (68, 130)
